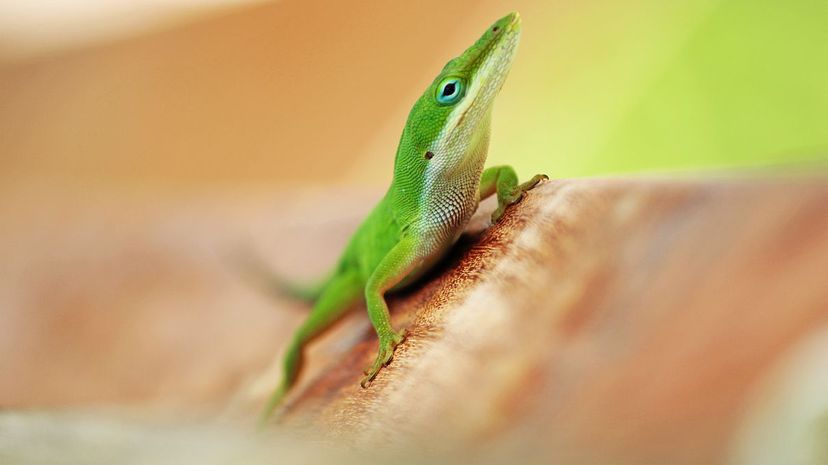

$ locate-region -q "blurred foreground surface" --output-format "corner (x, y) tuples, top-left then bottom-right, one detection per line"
(1, 177), (827, 465)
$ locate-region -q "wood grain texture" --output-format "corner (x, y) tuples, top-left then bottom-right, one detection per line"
(265, 178), (828, 464)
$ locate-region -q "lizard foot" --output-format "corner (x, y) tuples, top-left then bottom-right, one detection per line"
(360, 329), (407, 388)
(491, 174), (549, 223)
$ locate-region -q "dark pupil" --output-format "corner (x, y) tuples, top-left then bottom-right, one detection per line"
(442, 82), (456, 97)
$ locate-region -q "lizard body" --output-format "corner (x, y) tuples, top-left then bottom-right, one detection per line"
(261, 11), (546, 423)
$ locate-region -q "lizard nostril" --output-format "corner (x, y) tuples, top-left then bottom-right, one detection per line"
(425, 151), (434, 160)
(492, 26), (499, 33)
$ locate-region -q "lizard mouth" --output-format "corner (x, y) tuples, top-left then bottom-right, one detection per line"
(421, 11), (523, 181)
(445, 12), (522, 137)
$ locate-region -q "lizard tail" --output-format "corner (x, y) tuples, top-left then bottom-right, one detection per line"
(230, 246), (328, 303)
(271, 276), (328, 302)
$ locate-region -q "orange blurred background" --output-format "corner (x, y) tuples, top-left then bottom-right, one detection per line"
(2, 0), (540, 191)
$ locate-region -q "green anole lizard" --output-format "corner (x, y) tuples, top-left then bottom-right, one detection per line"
(260, 11), (546, 423)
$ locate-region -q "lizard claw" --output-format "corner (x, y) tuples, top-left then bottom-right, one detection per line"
(360, 329), (406, 388)
(491, 174), (549, 223)
(520, 173), (549, 192)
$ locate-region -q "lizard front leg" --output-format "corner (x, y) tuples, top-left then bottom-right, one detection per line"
(479, 165), (548, 223)
(360, 236), (421, 388)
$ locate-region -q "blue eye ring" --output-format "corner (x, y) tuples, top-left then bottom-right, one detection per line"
(435, 77), (464, 105)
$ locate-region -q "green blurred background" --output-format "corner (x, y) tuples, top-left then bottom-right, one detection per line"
(515, 0), (828, 177)
(496, 0), (828, 178)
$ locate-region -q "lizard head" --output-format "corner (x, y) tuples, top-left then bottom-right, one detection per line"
(395, 12), (522, 181)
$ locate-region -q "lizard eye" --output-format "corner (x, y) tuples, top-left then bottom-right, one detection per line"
(435, 77), (464, 105)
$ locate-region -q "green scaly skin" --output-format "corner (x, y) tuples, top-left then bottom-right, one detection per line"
(261, 11), (547, 425)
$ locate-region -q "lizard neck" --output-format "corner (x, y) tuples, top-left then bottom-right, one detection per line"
(390, 112), (491, 242)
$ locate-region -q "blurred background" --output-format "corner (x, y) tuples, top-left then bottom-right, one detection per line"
(1, 0), (826, 193)
(1, 0), (827, 463)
